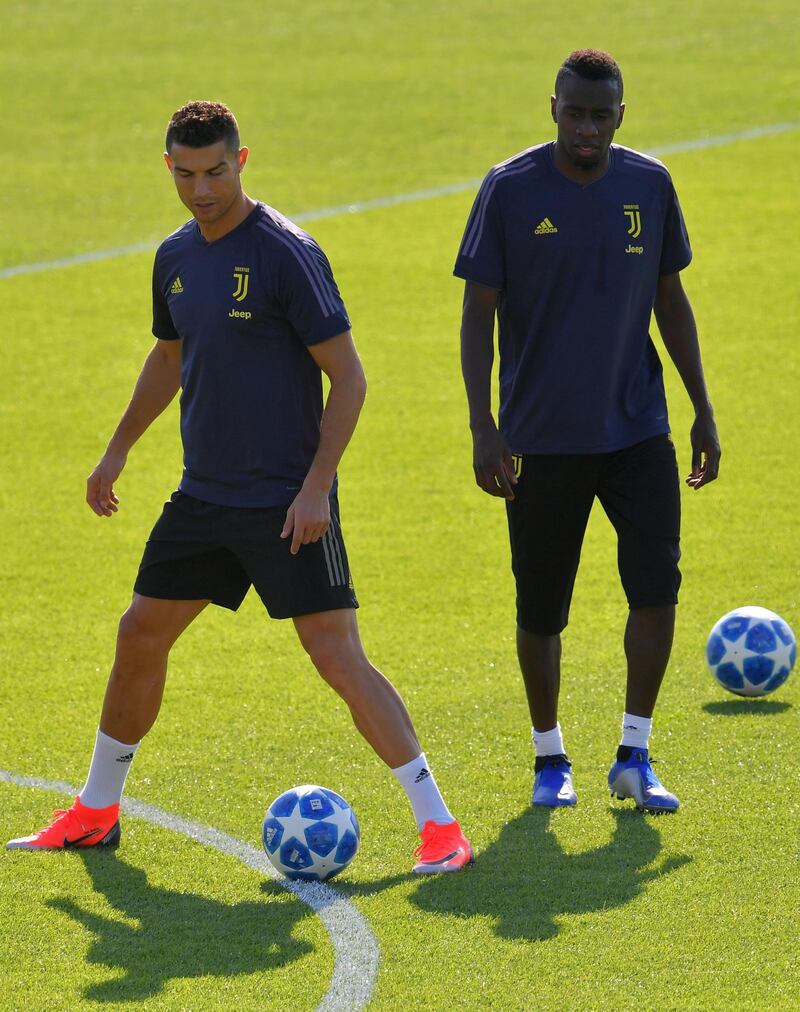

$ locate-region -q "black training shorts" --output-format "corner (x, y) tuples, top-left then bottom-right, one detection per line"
(134, 491), (359, 619)
(506, 434), (681, 636)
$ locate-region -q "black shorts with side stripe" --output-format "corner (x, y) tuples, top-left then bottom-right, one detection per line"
(506, 434), (681, 636)
(134, 491), (358, 619)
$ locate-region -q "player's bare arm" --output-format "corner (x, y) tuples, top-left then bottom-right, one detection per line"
(460, 280), (517, 500)
(281, 330), (367, 555)
(86, 338), (182, 517)
(654, 272), (721, 490)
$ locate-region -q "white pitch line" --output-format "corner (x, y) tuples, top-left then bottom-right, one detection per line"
(0, 769), (379, 1012)
(1, 120), (798, 282)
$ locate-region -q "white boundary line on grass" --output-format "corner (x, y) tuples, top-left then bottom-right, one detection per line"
(0, 769), (379, 1012)
(1, 120), (798, 282)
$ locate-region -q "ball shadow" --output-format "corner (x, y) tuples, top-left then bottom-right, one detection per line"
(702, 699), (792, 716)
(260, 871), (408, 899)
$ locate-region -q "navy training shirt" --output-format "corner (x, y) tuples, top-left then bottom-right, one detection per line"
(152, 202), (351, 507)
(454, 142), (692, 454)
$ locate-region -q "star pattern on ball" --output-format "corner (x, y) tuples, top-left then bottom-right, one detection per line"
(714, 636), (759, 675)
(290, 803), (356, 855)
(769, 637), (795, 677)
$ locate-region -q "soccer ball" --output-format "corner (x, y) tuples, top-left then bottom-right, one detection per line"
(706, 606), (796, 697)
(262, 784), (360, 881)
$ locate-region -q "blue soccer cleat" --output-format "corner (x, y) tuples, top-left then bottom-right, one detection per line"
(608, 748), (679, 814)
(532, 755), (577, 807)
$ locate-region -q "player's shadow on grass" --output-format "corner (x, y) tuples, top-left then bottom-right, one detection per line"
(46, 851), (314, 1002)
(702, 699), (791, 716)
(411, 807), (690, 942)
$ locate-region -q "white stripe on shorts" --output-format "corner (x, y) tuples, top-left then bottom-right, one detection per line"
(321, 529), (338, 586)
(329, 517), (348, 586)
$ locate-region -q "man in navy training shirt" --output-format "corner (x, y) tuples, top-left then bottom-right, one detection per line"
(9, 101), (472, 873)
(455, 50), (720, 813)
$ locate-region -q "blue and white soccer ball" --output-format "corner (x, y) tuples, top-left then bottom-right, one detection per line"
(706, 606), (796, 697)
(262, 784), (360, 881)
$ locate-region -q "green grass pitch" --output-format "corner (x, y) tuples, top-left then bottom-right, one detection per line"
(1, 1), (799, 1008)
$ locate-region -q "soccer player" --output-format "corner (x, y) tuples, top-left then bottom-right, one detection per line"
(8, 101), (472, 873)
(456, 50), (720, 812)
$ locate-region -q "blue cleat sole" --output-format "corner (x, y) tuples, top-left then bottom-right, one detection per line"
(609, 788), (677, 815)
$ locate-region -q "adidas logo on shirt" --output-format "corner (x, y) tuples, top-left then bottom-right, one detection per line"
(534, 218), (558, 235)
(170, 276), (184, 295)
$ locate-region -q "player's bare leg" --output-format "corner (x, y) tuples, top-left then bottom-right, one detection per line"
(516, 628), (575, 807)
(516, 628), (561, 730)
(7, 594), (209, 850)
(609, 604), (679, 813)
(293, 608), (420, 768)
(101, 593), (210, 744)
(294, 608), (472, 871)
(623, 604), (675, 718)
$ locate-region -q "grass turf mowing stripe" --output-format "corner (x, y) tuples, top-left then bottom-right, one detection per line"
(0, 768), (379, 1011)
(1, 120), (798, 281)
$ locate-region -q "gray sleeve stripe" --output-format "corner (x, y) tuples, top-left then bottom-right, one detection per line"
(258, 221), (337, 316)
(257, 222), (339, 317)
(461, 170), (501, 259)
(462, 160), (534, 259)
(299, 240), (339, 317)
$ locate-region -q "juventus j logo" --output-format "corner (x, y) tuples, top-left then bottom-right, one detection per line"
(232, 266), (250, 302)
(623, 204), (642, 239)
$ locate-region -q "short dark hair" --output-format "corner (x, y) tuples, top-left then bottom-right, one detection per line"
(165, 101), (240, 152)
(555, 49), (623, 99)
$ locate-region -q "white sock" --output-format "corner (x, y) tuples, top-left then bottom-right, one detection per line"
(532, 723), (565, 757)
(620, 712), (652, 750)
(391, 753), (454, 830)
(78, 729), (140, 809)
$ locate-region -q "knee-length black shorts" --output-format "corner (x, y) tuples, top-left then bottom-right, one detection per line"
(506, 435), (681, 635)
